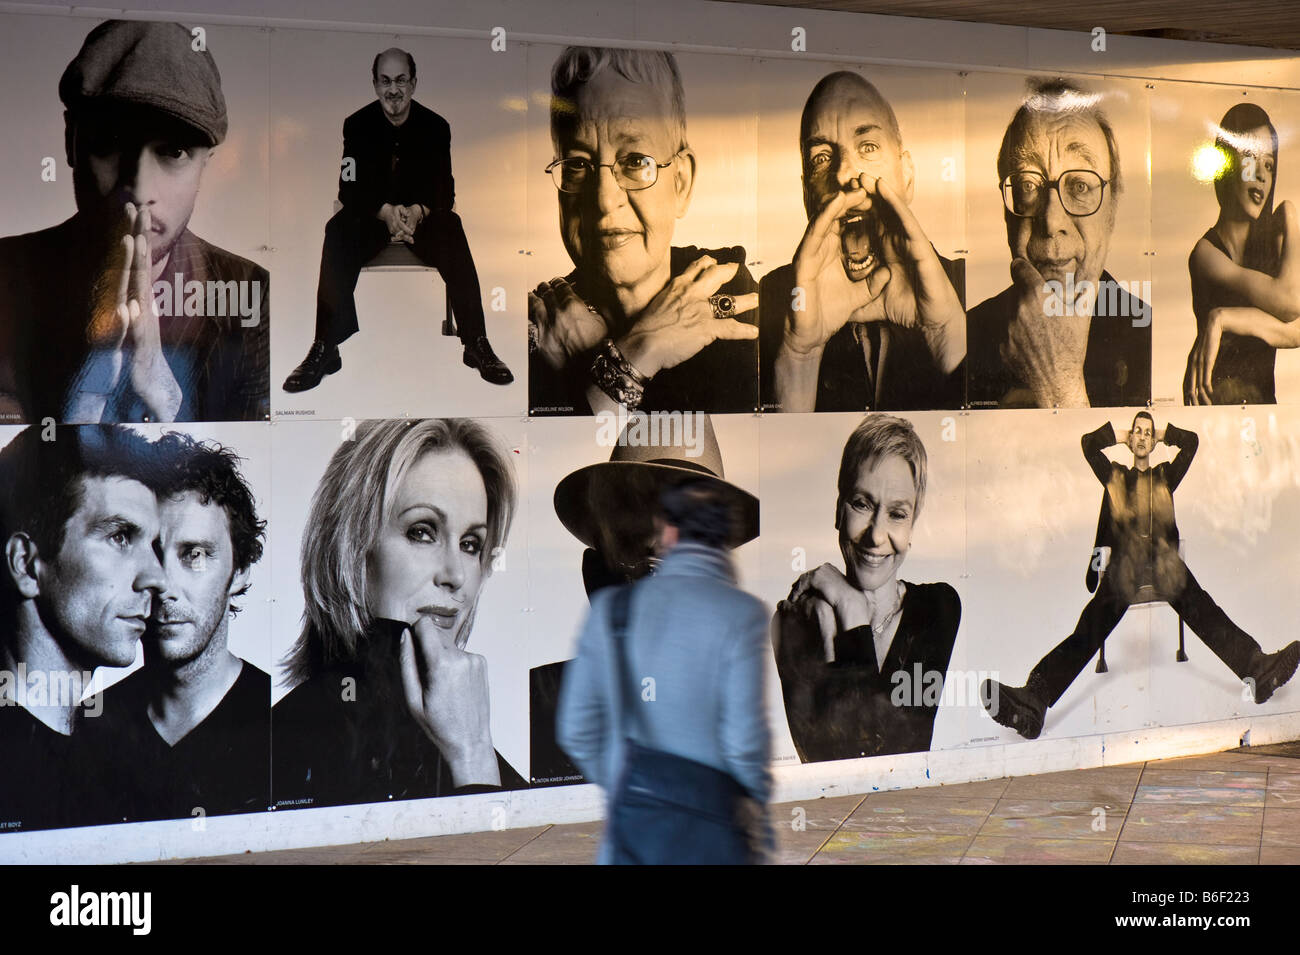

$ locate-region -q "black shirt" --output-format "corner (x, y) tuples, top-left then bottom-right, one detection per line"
(273, 621), (525, 811)
(0, 703), (79, 833)
(76, 660), (271, 825)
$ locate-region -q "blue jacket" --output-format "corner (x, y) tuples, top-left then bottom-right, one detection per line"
(556, 542), (772, 846)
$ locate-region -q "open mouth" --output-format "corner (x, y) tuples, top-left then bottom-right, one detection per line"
(840, 212), (880, 281)
(420, 606), (461, 630)
(854, 547), (893, 568)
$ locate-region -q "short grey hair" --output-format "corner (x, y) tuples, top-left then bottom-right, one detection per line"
(550, 46), (688, 154)
(837, 414), (928, 520)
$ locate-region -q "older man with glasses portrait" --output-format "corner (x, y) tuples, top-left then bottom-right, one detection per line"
(967, 79), (1151, 409)
(528, 46), (760, 416)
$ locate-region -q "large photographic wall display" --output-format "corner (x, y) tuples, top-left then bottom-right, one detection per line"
(2, 9), (1300, 841)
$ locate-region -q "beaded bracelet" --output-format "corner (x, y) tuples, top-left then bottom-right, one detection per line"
(590, 338), (648, 410)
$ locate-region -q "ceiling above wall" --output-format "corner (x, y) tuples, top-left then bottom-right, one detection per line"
(715, 0), (1300, 51)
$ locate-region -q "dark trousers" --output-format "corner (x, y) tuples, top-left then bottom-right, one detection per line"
(314, 208), (487, 347)
(1028, 562), (1263, 707)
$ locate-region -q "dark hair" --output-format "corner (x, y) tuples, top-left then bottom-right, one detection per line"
(371, 48), (416, 84)
(154, 432), (265, 581)
(658, 478), (736, 550)
(1132, 410), (1155, 432)
(0, 425), (163, 617)
(997, 78), (1123, 198)
(0, 425), (162, 559)
(1215, 103), (1279, 274)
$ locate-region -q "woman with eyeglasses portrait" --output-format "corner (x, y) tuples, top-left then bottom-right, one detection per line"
(1185, 103), (1300, 405)
(272, 418), (524, 810)
(527, 46), (760, 417)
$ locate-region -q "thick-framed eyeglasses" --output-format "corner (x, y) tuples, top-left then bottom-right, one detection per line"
(546, 153), (675, 193)
(1001, 169), (1109, 218)
(377, 76), (412, 89)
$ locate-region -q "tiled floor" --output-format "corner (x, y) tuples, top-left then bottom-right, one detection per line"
(163, 749), (1300, 865)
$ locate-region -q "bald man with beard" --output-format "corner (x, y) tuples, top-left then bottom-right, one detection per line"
(760, 71), (966, 413)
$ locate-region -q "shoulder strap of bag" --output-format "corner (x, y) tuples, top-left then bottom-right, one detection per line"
(608, 583), (641, 742)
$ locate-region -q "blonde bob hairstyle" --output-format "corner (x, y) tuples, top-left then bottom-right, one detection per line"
(282, 418), (516, 685)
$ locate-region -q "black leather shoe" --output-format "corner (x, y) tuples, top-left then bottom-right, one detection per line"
(1249, 640), (1300, 704)
(982, 680), (1046, 740)
(283, 340), (341, 393)
(463, 335), (513, 385)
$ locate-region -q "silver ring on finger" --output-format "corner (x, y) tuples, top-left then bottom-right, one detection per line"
(709, 293), (737, 320)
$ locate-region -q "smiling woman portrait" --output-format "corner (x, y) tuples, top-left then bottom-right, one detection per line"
(773, 414), (960, 762)
(272, 418), (524, 810)
(528, 45), (760, 416)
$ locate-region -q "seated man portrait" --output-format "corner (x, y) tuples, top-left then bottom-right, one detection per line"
(967, 79), (1150, 409)
(283, 47), (512, 393)
(0, 19), (270, 424)
(528, 46), (760, 416)
(760, 71), (966, 413)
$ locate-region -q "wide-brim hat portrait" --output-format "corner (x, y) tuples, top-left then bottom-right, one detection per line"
(553, 413), (759, 573)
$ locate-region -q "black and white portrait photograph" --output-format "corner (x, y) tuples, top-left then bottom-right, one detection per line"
(964, 73), (1152, 410)
(966, 407), (1300, 745)
(1150, 86), (1300, 406)
(524, 412), (763, 784)
(269, 417), (530, 810)
(0, 17), (271, 425)
(755, 412), (967, 763)
(270, 31), (524, 420)
(754, 62), (966, 413)
(525, 46), (761, 417)
(0, 421), (271, 833)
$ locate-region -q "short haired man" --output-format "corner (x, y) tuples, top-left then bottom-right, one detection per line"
(983, 412), (1300, 739)
(528, 46), (759, 416)
(283, 48), (512, 392)
(0, 424), (166, 831)
(0, 19), (270, 424)
(557, 476), (772, 863)
(761, 72), (967, 412)
(77, 433), (269, 822)
(966, 79), (1150, 409)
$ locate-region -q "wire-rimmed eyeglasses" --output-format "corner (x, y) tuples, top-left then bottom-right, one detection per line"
(546, 152), (675, 193)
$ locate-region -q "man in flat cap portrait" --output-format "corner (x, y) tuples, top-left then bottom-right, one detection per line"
(0, 19), (270, 424)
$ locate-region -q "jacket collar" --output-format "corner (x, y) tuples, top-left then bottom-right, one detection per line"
(653, 541), (736, 584)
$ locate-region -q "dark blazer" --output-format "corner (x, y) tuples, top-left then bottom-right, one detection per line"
(338, 99), (454, 218)
(967, 270), (1151, 408)
(1082, 421), (1197, 600)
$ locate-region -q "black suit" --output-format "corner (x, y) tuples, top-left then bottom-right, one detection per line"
(314, 99), (485, 346)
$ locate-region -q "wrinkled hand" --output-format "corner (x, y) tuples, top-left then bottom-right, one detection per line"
(1184, 307), (1224, 404)
(379, 204), (411, 242)
(528, 278), (608, 371)
(399, 615), (500, 789)
(1000, 257), (1090, 407)
(784, 183), (889, 356)
(618, 255), (759, 378)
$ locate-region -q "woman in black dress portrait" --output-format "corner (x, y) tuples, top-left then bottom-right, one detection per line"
(1186, 103), (1300, 404)
(773, 413), (961, 762)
